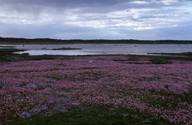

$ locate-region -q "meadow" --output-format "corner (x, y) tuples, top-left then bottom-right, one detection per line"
(0, 53), (192, 125)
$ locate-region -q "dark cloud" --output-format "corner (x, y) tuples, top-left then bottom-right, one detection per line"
(1, 0), (129, 6)
(0, 0), (182, 13)
(1, 0), (129, 10)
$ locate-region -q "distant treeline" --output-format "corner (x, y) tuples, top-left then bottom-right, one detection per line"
(0, 37), (192, 44)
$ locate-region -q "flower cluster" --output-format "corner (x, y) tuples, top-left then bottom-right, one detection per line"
(0, 56), (192, 124)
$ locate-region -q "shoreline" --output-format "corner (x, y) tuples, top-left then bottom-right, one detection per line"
(0, 47), (191, 63)
(1, 37), (192, 44)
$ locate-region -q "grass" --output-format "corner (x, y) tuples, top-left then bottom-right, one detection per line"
(149, 52), (192, 61)
(9, 105), (171, 125)
(173, 52), (192, 58)
(0, 48), (69, 62)
(113, 55), (174, 64)
(0, 56), (14, 62)
(149, 57), (172, 64)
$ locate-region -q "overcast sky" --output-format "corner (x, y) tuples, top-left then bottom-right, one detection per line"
(0, 0), (192, 40)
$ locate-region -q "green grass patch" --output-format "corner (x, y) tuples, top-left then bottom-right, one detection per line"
(149, 57), (172, 64)
(9, 105), (172, 125)
(0, 56), (13, 62)
(144, 91), (192, 110)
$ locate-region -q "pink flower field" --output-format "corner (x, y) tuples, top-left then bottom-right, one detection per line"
(0, 56), (192, 124)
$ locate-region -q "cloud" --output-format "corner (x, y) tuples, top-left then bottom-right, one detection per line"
(0, 0), (192, 39)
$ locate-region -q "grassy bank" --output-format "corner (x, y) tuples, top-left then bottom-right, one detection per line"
(0, 48), (68, 62)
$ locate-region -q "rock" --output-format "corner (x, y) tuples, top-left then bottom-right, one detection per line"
(30, 106), (48, 114)
(53, 104), (67, 113)
(20, 82), (28, 87)
(40, 106), (48, 111)
(26, 83), (37, 90)
(19, 112), (31, 118)
(36, 85), (46, 90)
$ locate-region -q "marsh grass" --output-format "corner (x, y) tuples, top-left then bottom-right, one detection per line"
(10, 105), (171, 125)
(149, 57), (172, 64)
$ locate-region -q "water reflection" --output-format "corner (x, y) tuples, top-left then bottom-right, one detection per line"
(16, 50), (96, 56)
(0, 44), (191, 56)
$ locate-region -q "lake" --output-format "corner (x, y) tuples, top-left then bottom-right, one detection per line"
(1, 44), (192, 56)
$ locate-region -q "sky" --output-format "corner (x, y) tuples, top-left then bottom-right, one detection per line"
(0, 0), (192, 40)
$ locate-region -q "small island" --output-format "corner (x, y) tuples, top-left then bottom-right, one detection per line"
(51, 47), (82, 50)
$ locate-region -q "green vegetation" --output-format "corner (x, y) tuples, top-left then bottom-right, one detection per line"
(0, 48), (70, 62)
(0, 48), (23, 62)
(173, 52), (192, 57)
(149, 57), (172, 64)
(10, 105), (171, 125)
(0, 37), (192, 44)
(149, 52), (192, 61)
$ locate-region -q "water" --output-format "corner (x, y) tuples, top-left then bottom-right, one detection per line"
(1, 44), (192, 56)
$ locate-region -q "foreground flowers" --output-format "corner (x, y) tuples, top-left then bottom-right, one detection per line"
(0, 56), (192, 124)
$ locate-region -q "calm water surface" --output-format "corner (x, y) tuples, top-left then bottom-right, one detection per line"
(1, 44), (192, 56)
